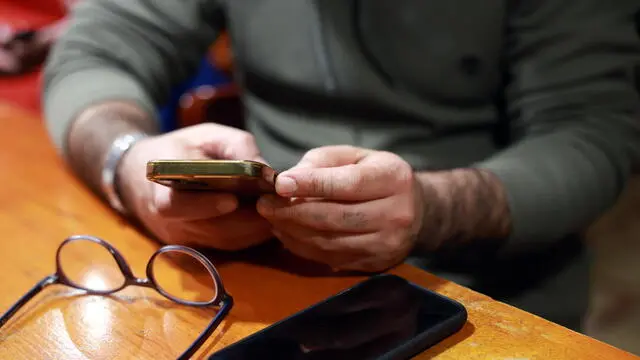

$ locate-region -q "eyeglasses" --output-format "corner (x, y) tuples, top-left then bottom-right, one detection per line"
(0, 235), (233, 360)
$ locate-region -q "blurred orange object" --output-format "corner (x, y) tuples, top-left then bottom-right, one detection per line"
(0, 1), (66, 114)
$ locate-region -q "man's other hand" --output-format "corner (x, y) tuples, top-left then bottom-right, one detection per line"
(257, 145), (425, 272)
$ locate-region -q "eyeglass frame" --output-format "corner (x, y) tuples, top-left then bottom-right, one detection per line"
(0, 235), (234, 360)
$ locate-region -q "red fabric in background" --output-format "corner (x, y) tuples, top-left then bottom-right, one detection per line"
(0, 1), (66, 114)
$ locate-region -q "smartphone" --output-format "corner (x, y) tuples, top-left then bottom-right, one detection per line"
(146, 160), (277, 195)
(209, 274), (467, 360)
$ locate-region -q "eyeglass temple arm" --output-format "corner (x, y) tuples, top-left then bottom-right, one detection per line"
(0, 275), (58, 329)
(177, 294), (235, 360)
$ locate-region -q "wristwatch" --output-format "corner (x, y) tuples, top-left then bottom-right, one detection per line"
(101, 132), (149, 215)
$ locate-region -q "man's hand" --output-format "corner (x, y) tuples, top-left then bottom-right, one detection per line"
(257, 145), (425, 272)
(118, 123), (273, 250)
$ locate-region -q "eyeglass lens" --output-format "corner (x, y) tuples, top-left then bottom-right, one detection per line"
(150, 249), (218, 304)
(58, 239), (126, 292)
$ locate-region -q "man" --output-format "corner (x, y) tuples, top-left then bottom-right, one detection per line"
(44, 0), (640, 333)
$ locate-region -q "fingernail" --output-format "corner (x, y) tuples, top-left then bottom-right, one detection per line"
(276, 176), (297, 196)
(216, 198), (237, 214)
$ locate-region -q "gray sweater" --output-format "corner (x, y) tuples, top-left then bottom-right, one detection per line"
(43, 0), (640, 322)
(44, 0), (640, 252)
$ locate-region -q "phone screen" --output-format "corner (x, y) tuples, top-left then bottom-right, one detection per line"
(209, 274), (466, 360)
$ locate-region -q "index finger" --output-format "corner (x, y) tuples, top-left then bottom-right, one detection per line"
(276, 154), (411, 200)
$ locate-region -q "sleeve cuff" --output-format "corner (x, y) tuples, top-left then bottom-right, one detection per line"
(476, 155), (556, 253)
(43, 68), (158, 157)
(474, 131), (622, 255)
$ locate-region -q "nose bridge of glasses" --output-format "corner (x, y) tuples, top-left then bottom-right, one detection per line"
(131, 277), (153, 288)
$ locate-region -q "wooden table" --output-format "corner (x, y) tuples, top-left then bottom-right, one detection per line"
(0, 102), (635, 360)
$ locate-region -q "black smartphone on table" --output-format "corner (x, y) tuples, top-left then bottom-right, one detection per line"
(209, 274), (467, 360)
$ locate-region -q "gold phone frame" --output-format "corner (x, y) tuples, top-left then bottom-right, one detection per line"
(146, 160), (277, 194)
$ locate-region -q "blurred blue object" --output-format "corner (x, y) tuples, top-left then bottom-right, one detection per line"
(157, 57), (231, 132)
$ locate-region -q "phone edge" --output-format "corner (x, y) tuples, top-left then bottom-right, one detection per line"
(146, 160), (267, 179)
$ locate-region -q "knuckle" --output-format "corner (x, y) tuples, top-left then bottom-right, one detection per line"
(302, 147), (326, 163)
(389, 199), (417, 228)
(238, 132), (256, 146)
(333, 144), (360, 153)
(183, 122), (213, 136)
(338, 167), (365, 194)
(372, 231), (405, 254)
(391, 161), (415, 188)
(374, 150), (402, 166)
(153, 203), (173, 218)
(151, 197), (173, 219)
(160, 222), (190, 245)
(233, 133), (257, 152)
(303, 145), (358, 161)
(224, 132), (257, 159)
(379, 235), (400, 253)
(294, 230), (336, 252)
(368, 151), (414, 188)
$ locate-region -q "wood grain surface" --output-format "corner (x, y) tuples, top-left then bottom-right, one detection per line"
(0, 102), (636, 360)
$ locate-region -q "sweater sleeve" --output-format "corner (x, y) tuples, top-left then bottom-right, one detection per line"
(475, 0), (640, 252)
(43, 0), (224, 154)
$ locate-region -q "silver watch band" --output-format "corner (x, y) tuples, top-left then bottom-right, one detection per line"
(101, 132), (148, 215)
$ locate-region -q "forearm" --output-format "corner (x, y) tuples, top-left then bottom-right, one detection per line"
(415, 169), (512, 251)
(416, 113), (638, 254)
(66, 101), (157, 199)
(478, 117), (639, 250)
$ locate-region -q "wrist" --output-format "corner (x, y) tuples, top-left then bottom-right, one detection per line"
(66, 101), (158, 210)
(116, 136), (153, 219)
(102, 132), (149, 215)
(415, 168), (512, 250)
